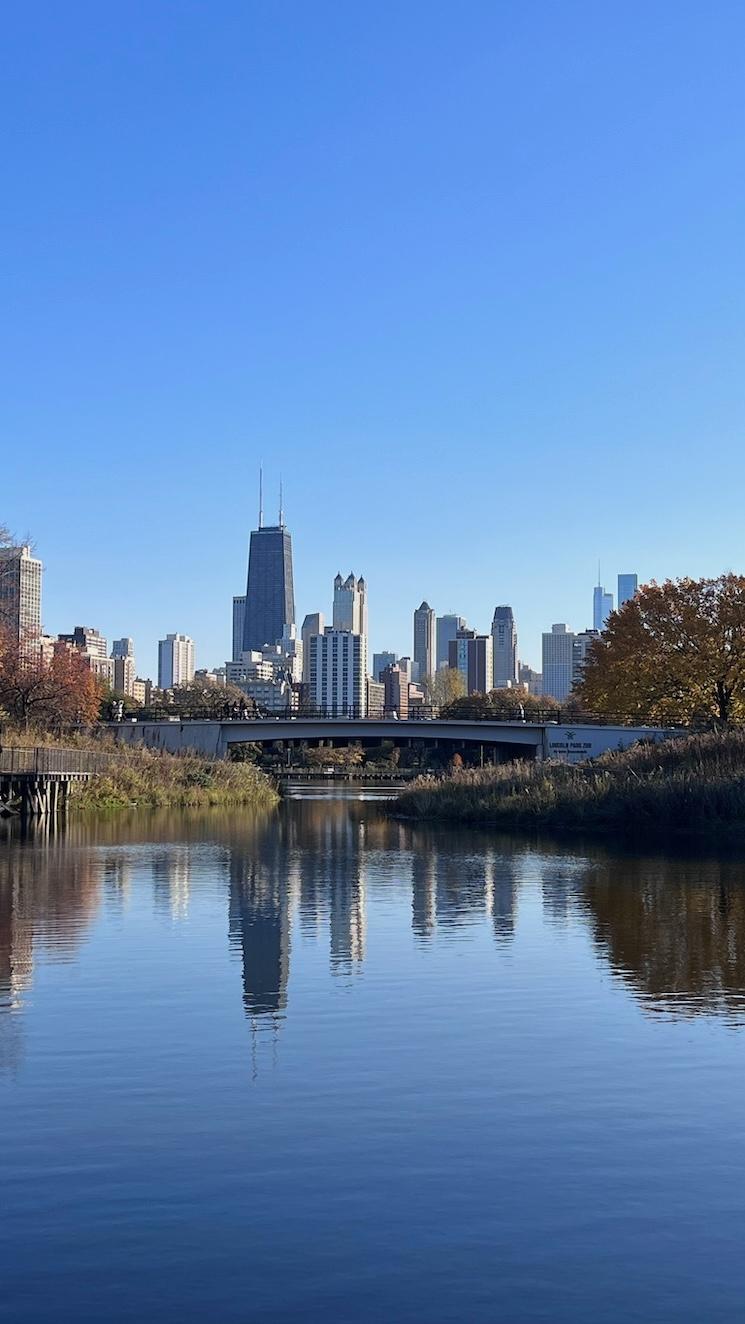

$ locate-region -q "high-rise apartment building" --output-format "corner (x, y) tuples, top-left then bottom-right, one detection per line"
(592, 583), (614, 631)
(0, 544), (42, 643)
(382, 663), (409, 719)
(242, 496), (295, 653)
(57, 625), (113, 684)
(232, 596), (246, 662)
(542, 624), (575, 701)
(491, 606), (518, 688)
(572, 629), (600, 689)
(113, 655), (137, 696)
(413, 602), (436, 681)
(111, 637), (134, 659)
(301, 613), (325, 685)
(436, 614), (466, 670)
(372, 651), (397, 682)
(308, 629), (367, 717)
(448, 629), (493, 695)
(158, 634), (195, 689)
(332, 573), (367, 635)
(617, 574), (638, 608)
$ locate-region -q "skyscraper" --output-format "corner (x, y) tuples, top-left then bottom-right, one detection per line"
(618, 573), (638, 608)
(436, 614), (466, 670)
(592, 583), (614, 631)
(413, 601), (436, 681)
(0, 544), (42, 644)
(309, 629), (367, 717)
(158, 634), (195, 689)
(491, 606), (518, 688)
(372, 651), (397, 682)
(111, 637), (134, 659)
(301, 612), (325, 685)
(242, 484), (295, 653)
(542, 624), (575, 701)
(448, 629), (493, 695)
(232, 596), (246, 662)
(572, 629), (600, 688)
(332, 573), (367, 635)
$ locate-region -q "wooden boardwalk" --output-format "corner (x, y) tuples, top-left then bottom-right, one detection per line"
(0, 746), (111, 818)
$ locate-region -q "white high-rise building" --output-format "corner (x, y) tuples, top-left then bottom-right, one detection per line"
(158, 634), (195, 689)
(309, 629), (367, 717)
(491, 606), (518, 688)
(542, 624), (575, 701)
(333, 573), (367, 636)
(413, 602), (436, 682)
(0, 544), (42, 644)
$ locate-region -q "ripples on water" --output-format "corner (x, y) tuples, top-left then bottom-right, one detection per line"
(2, 793), (745, 1322)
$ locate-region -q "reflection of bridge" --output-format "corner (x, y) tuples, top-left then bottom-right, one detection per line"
(107, 718), (679, 763)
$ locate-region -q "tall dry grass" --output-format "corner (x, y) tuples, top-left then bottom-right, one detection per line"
(394, 731), (745, 834)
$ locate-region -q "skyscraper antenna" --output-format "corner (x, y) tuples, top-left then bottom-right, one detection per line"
(259, 465), (264, 529)
(279, 476), (284, 527)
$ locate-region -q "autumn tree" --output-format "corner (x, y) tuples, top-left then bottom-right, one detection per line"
(0, 631), (101, 730)
(576, 575), (745, 726)
(424, 667), (467, 711)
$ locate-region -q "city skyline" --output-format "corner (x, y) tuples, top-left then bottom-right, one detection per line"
(9, 520), (643, 697)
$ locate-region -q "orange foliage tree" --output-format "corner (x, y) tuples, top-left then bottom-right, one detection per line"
(0, 630), (102, 731)
(576, 575), (745, 726)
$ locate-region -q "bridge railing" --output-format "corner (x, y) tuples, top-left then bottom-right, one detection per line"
(0, 746), (114, 777)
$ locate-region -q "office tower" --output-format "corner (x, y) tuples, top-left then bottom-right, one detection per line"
(436, 614), (466, 670)
(0, 544), (42, 643)
(242, 485), (295, 653)
(158, 633), (195, 689)
(332, 573), (367, 635)
(382, 663), (409, 719)
(491, 606), (518, 688)
(618, 573), (638, 608)
(518, 663), (543, 697)
(592, 583), (614, 631)
(372, 651), (397, 682)
(309, 629), (367, 717)
(572, 630), (600, 689)
(232, 596), (246, 662)
(413, 601), (436, 681)
(111, 637), (134, 659)
(541, 624), (575, 701)
(301, 612), (325, 685)
(448, 629), (493, 695)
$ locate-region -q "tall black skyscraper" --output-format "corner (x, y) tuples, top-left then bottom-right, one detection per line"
(242, 478), (295, 653)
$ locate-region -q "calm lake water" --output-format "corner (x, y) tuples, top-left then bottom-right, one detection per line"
(2, 788), (745, 1323)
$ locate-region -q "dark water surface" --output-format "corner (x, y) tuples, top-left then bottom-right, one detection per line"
(2, 790), (745, 1322)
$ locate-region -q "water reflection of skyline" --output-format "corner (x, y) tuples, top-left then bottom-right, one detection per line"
(2, 803), (745, 1067)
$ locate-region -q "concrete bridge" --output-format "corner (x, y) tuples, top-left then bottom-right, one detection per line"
(106, 717), (681, 764)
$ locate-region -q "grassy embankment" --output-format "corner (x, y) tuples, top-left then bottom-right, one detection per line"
(394, 731), (745, 836)
(1, 729), (279, 813)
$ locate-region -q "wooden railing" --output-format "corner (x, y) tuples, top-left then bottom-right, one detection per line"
(0, 746), (113, 777)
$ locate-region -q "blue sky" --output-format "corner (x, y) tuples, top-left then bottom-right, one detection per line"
(3, 2), (745, 677)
